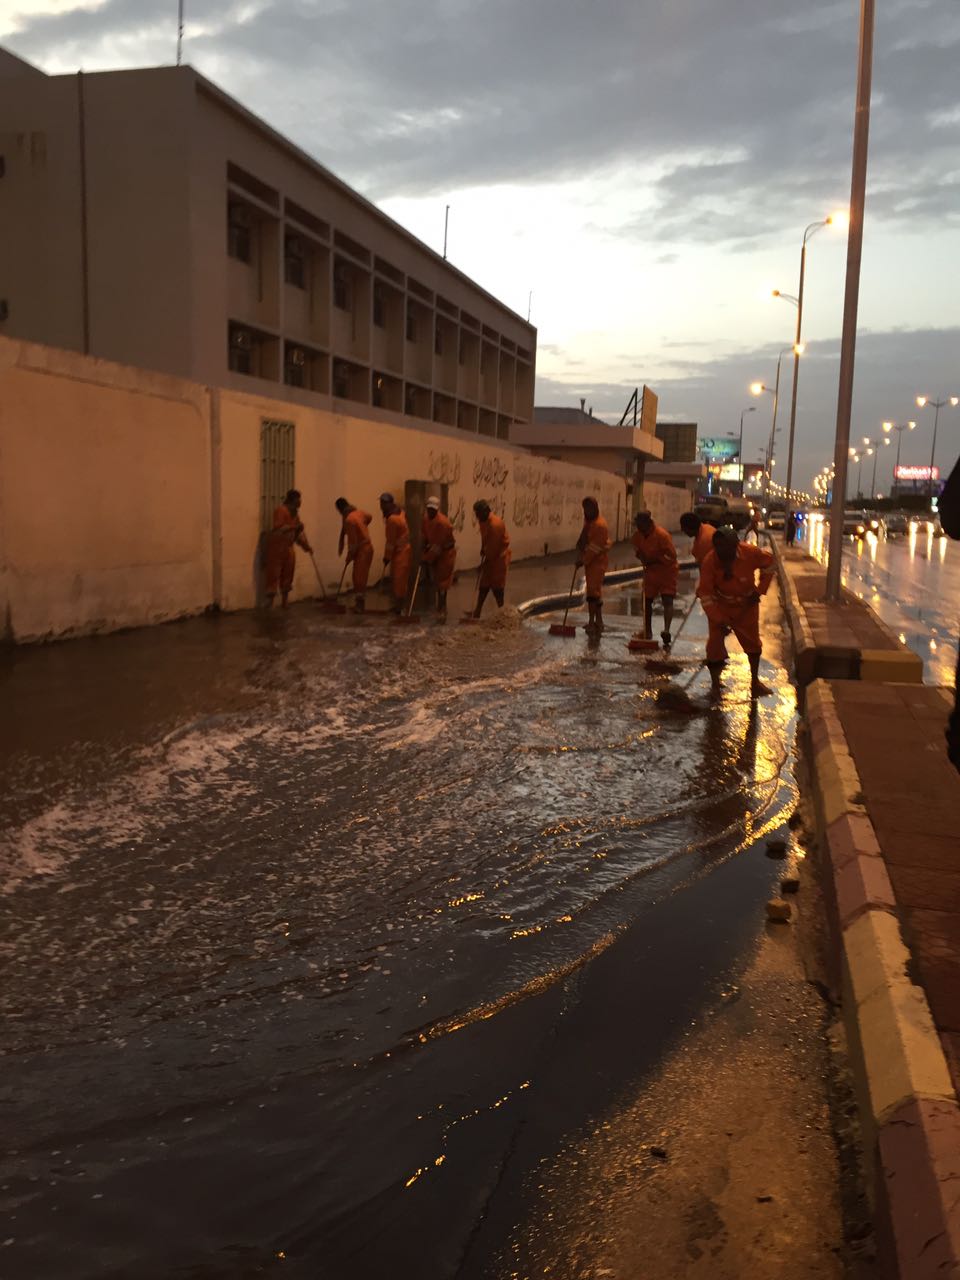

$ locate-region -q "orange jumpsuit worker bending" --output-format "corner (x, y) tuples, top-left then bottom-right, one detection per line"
(576, 496), (612, 635)
(699, 527), (775, 699)
(264, 488), (312, 608)
(472, 500), (511, 617)
(334, 497), (374, 613)
(379, 492), (413, 614)
(633, 510), (679, 645)
(421, 495), (457, 623)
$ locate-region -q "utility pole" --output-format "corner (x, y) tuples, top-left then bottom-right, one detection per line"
(442, 205), (450, 261)
(177, 0), (184, 65)
(826, 0), (875, 601)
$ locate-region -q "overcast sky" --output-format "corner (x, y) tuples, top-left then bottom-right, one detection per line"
(3, 0), (958, 493)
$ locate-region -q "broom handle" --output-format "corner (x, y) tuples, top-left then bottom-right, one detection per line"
(669, 593), (698, 645)
(406, 564), (422, 617)
(560, 562), (579, 628)
(473, 557), (485, 613)
(309, 552), (328, 598)
(334, 560), (349, 601)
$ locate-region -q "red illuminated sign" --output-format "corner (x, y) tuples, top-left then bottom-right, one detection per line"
(895, 464), (940, 481)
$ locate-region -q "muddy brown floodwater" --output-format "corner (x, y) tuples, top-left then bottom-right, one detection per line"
(1, 579), (804, 1278)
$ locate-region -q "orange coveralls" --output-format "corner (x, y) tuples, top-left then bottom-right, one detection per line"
(691, 521), (717, 596)
(633, 524), (679, 599)
(342, 509), (374, 593)
(479, 515), (511, 589)
(580, 514), (612, 601)
(422, 511), (457, 591)
(265, 504), (309, 596)
(383, 509), (413, 599)
(700, 542), (775, 663)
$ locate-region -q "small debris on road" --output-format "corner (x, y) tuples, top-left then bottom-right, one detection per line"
(766, 898), (792, 923)
(780, 876), (801, 895)
(765, 838), (788, 858)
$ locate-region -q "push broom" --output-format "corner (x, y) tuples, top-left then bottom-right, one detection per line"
(311, 552), (346, 614)
(548, 563), (580, 637)
(320, 561), (349, 612)
(394, 563), (422, 625)
(459, 558), (485, 625)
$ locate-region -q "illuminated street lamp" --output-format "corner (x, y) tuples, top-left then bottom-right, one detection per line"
(773, 210), (846, 539)
(737, 405), (756, 495)
(862, 434), (888, 497)
(882, 419), (916, 497)
(915, 395), (959, 506)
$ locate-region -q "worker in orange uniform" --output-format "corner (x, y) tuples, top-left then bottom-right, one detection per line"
(379, 492), (413, 614)
(264, 488), (312, 608)
(576, 496), (612, 635)
(699, 527), (775, 698)
(335, 496), (374, 613)
(421, 495), (457, 623)
(472, 500), (510, 617)
(633, 510), (679, 645)
(679, 511), (718, 596)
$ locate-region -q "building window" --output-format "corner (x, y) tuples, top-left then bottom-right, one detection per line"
(373, 284), (385, 328)
(284, 345), (306, 387)
(434, 323), (443, 356)
(284, 234), (306, 289)
(372, 373), (384, 407)
(259, 419), (295, 534)
(229, 323), (254, 375)
(406, 305), (416, 342)
(228, 202), (252, 264)
(334, 264), (350, 311)
(333, 361), (349, 399)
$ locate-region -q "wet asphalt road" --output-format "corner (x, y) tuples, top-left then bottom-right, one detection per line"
(805, 515), (959, 684)
(0, 574), (797, 1279)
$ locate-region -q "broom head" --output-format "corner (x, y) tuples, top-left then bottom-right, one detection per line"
(548, 623), (577, 637)
(627, 637), (660, 652)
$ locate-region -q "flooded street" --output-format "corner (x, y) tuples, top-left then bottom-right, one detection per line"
(1, 572), (798, 1279)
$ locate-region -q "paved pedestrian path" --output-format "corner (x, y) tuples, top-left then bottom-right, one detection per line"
(830, 681), (960, 1093)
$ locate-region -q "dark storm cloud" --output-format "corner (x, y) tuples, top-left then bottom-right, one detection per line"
(6, 0), (958, 242)
(537, 326), (960, 486)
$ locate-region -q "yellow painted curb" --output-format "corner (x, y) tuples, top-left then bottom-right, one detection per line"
(858, 972), (955, 1124)
(845, 909), (911, 1007)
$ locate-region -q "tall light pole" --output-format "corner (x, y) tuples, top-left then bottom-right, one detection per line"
(738, 406), (756, 495)
(849, 449), (864, 501)
(915, 395), (959, 507)
(882, 419), (916, 499)
(776, 210), (846, 539)
(751, 344), (802, 508)
(862, 434), (887, 497)
(826, 0), (876, 602)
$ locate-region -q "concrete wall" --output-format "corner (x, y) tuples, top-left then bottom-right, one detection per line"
(0, 339), (213, 641)
(642, 480), (694, 533)
(216, 389), (627, 610)
(0, 336), (627, 640)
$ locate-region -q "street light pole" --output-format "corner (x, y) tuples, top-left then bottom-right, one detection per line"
(916, 395), (959, 506)
(826, 0), (876, 601)
(738, 406), (756, 496)
(782, 214), (839, 538)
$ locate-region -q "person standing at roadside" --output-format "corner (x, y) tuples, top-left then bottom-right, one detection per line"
(421, 496), (457, 623)
(576, 496), (612, 635)
(939, 454), (960, 773)
(472, 501), (510, 617)
(335, 497), (374, 613)
(379, 492), (413, 615)
(264, 489), (312, 609)
(633, 510), (679, 645)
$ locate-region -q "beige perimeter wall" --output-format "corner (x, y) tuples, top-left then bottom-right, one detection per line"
(0, 338), (630, 641)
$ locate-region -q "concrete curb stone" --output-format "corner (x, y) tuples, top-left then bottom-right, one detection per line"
(779, 548), (960, 1277)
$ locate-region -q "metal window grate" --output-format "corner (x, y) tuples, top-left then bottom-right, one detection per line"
(260, 419), (295, 532)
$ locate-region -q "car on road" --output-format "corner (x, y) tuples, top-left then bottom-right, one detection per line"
(882, 512), (910, 537)
(841, 511), (880, 539)
(765, 510), (786, 531)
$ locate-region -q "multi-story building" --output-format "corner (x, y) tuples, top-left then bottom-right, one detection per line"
(0, 48), (534, 438)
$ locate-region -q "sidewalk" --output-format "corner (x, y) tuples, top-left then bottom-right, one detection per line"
(771, 540), (960, 1278)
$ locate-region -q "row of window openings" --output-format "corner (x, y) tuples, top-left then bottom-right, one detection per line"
(231, 211), (482, 361)
(230, 329), (509, 414)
